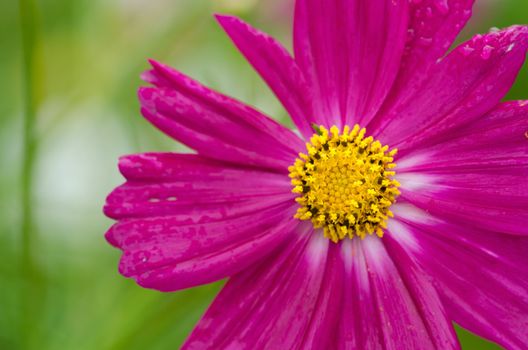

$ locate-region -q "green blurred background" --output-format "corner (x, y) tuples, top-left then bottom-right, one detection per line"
(2, 0), (526, 349)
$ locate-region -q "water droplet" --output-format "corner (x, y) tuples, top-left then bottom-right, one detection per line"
(434, 0), (449, 15)
(481, 45), (494, 60)
(460, 45), (474, 56)
(407, 28), (415, 42)
(425, 6), (433, 18)
(417, 37), (433, 46)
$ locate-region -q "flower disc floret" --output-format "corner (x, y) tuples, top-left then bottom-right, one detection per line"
(289, 125), (400, 242)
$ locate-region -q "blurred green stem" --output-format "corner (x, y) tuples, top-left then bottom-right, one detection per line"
(19, 0), (39, 347)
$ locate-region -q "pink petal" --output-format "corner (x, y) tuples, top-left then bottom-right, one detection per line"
(396, 102), (528, 235)
(215, 15), (315, 139)
(183, 230), (458, 349)
(139, 60), (304, 171)
(294, 0), (409, 128)
(337, 240), (382, 349)
(398, 101), (528, 173)
(374, 0), (475, 127)
(371, 26), (528, 152)
(124, 211), (296, 292)
(299, 242), (344, 350)
(400, 182), (528, 236)
(104, 153), (299, 291)
(389, 209), (528, 350)
(104, 153), (294, 220)
(357, 237), (459, 350)
(182, 230), (336, 349)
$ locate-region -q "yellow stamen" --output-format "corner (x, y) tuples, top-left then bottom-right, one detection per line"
(289, 125), (400, 243)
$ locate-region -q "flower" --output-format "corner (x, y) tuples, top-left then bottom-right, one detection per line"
(104, 1), (528, 349)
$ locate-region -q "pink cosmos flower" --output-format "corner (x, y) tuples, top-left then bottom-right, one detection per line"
(104, 1), (528, 349)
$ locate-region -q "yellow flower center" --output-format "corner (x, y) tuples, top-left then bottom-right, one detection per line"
(289, 125), (400, 243)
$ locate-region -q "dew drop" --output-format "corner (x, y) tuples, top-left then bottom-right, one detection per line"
(137, 251), (149, 263)
(417, 36), (433, 46)
(434, 0), (449, 15)
(407, 28), (415, 42)
(481, 45), (494, 60)
(425, 6), (433, 18)
(460, 45), (474, 56)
